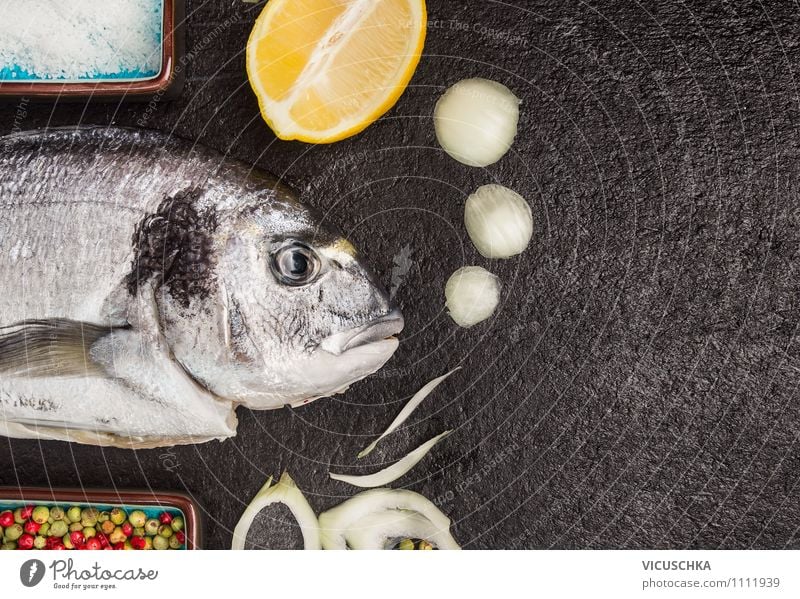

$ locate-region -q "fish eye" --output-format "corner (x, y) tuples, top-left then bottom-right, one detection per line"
(271, 242), (322, 286)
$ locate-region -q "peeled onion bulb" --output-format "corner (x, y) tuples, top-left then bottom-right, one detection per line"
(434, 78), (520, 167)
(465, 184), (532, 258)
(445, 266), (501, 328)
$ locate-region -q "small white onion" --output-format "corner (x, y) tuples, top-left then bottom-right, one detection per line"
(465, 184), (532, 258)
(434, 78), (520, 167)
(444, 266), (501, 328)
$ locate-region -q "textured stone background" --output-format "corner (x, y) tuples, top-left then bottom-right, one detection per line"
(2, 0), (800, 549)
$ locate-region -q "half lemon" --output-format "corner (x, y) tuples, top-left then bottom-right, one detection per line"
(246, 0), (427, 143)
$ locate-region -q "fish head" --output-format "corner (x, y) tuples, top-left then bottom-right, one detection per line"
(164, 187), (404, 409)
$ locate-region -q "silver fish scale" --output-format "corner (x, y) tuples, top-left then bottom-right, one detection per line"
(0, 128), (206, 323)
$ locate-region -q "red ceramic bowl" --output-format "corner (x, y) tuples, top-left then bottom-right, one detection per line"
(0, 0), (184, 101)
(0, 487), (202, 549)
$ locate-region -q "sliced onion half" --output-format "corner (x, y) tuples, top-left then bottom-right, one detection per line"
(319, 488), (460, 550)
(231, 471), (321, 550)
(331, 430), (451, 488)
(358, 367), (461, 458)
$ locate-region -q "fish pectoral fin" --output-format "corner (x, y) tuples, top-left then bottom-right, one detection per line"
(0, 319), (122, 378)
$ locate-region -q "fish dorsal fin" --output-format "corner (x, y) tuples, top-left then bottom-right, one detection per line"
(0, 319), (121, 378)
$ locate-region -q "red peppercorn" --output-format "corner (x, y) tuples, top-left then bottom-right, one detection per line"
(130, 536), (146, 550)
(20, 505), (34, 520)
(121, 522), (133, 537)
(70, 531), (85, 547)
(158, 512), (173, 525)
(0, 511), (14, 527)
(112, 542), (125, 550)
(96, 532), (109, 548)
(175, 531), (186, 544)
(52, 542), (66, 550)
(85, 537), (102, 550)
(23, 520), (41, 535)
(17, 534), (34, 550)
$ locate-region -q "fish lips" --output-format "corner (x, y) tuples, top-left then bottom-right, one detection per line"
(319, 308), (405, 356)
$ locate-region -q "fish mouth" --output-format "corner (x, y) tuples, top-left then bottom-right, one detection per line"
(319, 308), (405, 356)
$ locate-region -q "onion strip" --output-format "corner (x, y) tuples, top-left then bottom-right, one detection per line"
(358, 367), (461, 458)
(231, 471), (321, 550)
(331, 430), (451, 488)
(318, 488), (460, 550)
(344, 511), (456, 550)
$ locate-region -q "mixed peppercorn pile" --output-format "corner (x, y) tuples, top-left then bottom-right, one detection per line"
(0, 504), (186, 550)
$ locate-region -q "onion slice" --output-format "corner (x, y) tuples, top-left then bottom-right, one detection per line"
(344, 511), (456, 550)
(231, 471), (321, 550)
(319, 488), (460, 550)
(331, 430), (451, 488)
(358, 367), (461, 458)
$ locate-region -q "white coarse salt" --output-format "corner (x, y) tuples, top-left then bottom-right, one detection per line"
(0, 0), (163, 82)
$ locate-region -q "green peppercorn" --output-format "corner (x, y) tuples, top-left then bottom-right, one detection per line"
(66, 506), (82, 523)
(4, 523), (23, 541)
(38, 522), (50, 536)
(128, 510), (146, 528)
(32, 506), (50, 525)
(109, 508), (126, 526)
(81, 508), (99, 527)
(68, 522), (84, 533)
(133, 527), (145, 537)
(144, 519), (160, 536)
(83, 527), (97, 538)
(417, 540), (434, 550)
(143, 536), (153, 550)
(124, 540), (134, 550)
(33, 536), (47, 549)
(152, 535), (169, 550)
(396, 538), (415, 550)
(97, 511), (110, 523)
(62, 533), (74, 549)
(50, 506), (65, 521)
(157, 524), (173, 538)
(170, 516), (184, 532)
(168, 534), (182, 550)
(13, 508), (25, 524)
(109, 527), (127, 545)
(0, 525), (3, 539)
(0, 542), (16, 550)
(49, 520), (68, 538)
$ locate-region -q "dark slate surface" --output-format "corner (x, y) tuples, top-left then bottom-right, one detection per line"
(2, 0), (800, 550)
